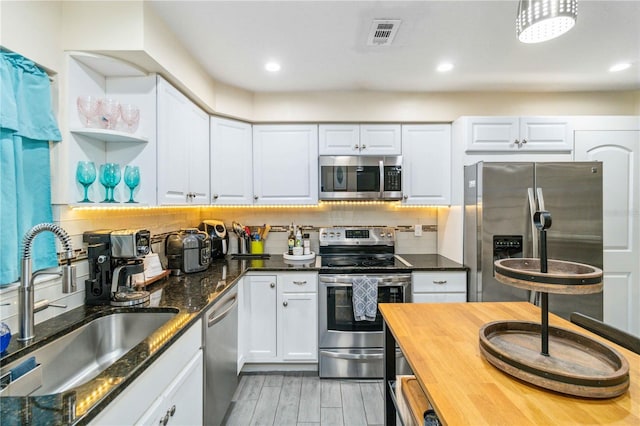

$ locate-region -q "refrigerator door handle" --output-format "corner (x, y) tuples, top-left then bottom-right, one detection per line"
(536, 187), (546, 211)
(527, 188), (539, 258)
(527, 187), (541, 306)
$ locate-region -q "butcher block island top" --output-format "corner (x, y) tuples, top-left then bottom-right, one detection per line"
(379, 302), (639, 425)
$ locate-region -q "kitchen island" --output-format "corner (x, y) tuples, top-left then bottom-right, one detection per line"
(380, 302), (639, 425)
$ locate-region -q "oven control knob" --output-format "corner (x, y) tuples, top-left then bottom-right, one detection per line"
(336, 232), (341, 237)
(329, 232), (335, 238)
(386, 232), (392, 238)
(321, 232), (327, 238)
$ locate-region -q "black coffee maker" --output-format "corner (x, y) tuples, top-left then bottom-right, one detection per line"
(84, 229), (151, 306)
(200, 220), (228, 259)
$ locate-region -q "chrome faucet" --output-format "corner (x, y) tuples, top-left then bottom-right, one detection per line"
(18, 223), (75, 341)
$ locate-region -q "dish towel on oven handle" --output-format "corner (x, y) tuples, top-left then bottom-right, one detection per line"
(352, 276), (379, 321)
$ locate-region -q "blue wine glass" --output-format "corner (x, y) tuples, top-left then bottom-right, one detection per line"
(124, 165), (140, 203)
(76, 161), (96, 202)
(105, 163), (121, 203)
(99, 163), (111, 203)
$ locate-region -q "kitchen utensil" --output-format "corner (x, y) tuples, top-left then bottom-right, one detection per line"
(262, 224), (271, 240)
(244, 226), (251, 237)
(232, 221), (244, 237)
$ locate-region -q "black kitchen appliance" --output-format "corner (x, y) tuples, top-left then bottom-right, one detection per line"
(318, 226), (411, 378)
(200, 219), (228, 259)
(83, 229), (151, 306)
(165, 228), (212, 274)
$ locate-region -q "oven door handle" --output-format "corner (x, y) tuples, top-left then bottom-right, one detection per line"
(319, 275), (411, 285)
(320, 349), (403, 361)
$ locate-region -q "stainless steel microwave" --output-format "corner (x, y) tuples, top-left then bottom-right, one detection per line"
(319, 155), (403, 200)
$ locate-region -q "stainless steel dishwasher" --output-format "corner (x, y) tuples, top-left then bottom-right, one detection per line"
(203, 286), (238, 425)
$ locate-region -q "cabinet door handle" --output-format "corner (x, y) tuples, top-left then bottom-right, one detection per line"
(521, 138), (528, 145)
(433, 280), (447, 284)
(270, 282), (275, 288)
(254, 195), (259, 200)
(213, 193), (219, 200)
(293, 280), (307, 285)
(160, 413), (169, 426)
(403, 195), (408, 200)
(354, 144), (359, 150)
(283, 300), (288, 307)
(361, 144), (366, 150)
(169, 405), (176, 416)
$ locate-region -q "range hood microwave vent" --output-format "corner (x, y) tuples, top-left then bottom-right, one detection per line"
(367, 20), (401, 46)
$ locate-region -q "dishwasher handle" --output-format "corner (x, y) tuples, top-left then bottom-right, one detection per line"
(207, 292), (238, 327)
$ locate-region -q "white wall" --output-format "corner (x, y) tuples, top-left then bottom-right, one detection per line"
(251, 90), (640, 123)
(0, 0), (62, 72)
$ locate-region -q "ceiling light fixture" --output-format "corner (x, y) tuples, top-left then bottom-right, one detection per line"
(437, 62), (454, 72)
(516, 0), (578, 44)
(265, 61), (281, 72)
(609, 62), (631, 72)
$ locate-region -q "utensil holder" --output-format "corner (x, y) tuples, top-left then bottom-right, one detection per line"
(250, 240), (264, 254)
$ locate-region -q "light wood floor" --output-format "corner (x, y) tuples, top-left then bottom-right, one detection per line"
(224, 373), (385, 426)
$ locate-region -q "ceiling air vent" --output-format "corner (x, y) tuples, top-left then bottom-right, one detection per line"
(367, 19), (401, 46)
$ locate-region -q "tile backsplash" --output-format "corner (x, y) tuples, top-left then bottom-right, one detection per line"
(0, 203), (439, 331)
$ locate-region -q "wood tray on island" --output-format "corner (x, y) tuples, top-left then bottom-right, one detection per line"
(479, 320), (630, 398)
(494, 258), (603, 294)
(482, 256), (630, 398)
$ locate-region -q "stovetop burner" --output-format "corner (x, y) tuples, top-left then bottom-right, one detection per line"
(318, 227), (408, 272)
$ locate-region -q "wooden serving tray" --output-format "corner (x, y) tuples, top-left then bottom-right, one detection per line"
(400, 376), (430, 426)
(135, 270), (170, 288)
(494, 258), (603, 294)
(479, 320), (630, 398)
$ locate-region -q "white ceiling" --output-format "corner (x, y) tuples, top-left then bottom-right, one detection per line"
(149, 0), (640, 93)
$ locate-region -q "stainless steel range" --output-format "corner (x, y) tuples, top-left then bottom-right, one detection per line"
(318, 226), (411, 378)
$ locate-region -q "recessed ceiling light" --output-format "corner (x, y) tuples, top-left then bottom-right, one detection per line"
(609, 62), (631, 72)
(436, 62), (454, 73)
(265, 62), (281, 72)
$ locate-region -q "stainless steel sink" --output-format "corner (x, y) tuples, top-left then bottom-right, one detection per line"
(0, 310), (177, 396)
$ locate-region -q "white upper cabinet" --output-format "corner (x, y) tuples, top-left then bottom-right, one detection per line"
(57, 52), (157, 205)
(210, 117), (253, 205)
(157, 76), (210, 205)
(461, 116), (573, 152)
(319, 124), (401, 155)
(401, 124), (451, 205)
(252, 124), (318, 205)
(319, 124), (360, 154)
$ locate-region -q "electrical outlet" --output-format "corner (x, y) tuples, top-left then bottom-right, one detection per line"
(414, 224), (422, 237)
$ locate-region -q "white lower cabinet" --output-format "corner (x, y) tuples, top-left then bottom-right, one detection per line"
(412, 271), (467, 303)
(243, 275), (278, 361)
(136, 351), (203, 426)
(90, 319), (202, 425)
(241, 272), (318, 364)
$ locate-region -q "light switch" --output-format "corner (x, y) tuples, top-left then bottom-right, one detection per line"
(414, 224), (422, 237)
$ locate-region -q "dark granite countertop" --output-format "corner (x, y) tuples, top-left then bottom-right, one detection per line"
(0, 253), (463, 424)
(396, 254), (468, 271)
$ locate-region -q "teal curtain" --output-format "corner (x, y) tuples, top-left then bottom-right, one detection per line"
(0, 52), (62, 285)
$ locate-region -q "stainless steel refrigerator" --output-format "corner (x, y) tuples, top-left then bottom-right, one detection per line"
(463, 162), (603, 320)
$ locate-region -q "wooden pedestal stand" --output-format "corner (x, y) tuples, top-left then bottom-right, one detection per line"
(480, 211), (630, 398)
